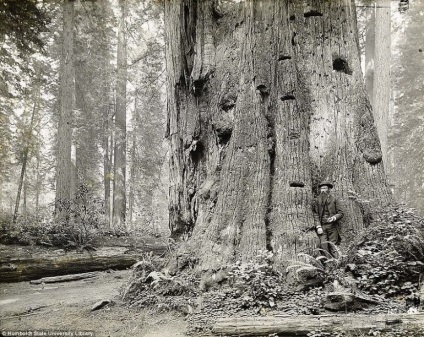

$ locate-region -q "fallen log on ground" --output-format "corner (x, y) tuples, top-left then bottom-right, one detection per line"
(29, 271), (99, 284)
(0, 245), (164, 283)
(212, 313), (424, 336)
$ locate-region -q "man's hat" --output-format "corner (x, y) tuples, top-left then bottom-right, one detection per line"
(318, 181), (334, 189)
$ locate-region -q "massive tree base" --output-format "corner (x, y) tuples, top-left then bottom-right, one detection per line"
(212, 313), (424, 336)
(165, 0), (392, 273)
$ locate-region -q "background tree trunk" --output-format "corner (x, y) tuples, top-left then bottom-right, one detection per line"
(372, 0), (391, 163)
(103, 101), (112, 228)
(55, 0), (75, 219)
(108, 119), (114, 230)
(22, 175), (27, 216)
(112, 0), (127, 229)
(128, 98), (138, 229)
(13, 68), (41, 223)
(35, 150), (41, 216)
(165, 0), (391, 273)
(364, 0), (375, 105)
(388, 0), (424, 216)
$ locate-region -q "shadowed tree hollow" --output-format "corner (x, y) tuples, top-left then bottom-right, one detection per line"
(164, 0), (391, 273)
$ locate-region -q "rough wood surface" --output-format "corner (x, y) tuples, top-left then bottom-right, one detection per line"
(29, 271), (99, 284)
(212, 313), (424, 336)
(0, 245), (154, 283)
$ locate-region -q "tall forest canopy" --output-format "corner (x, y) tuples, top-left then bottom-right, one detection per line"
(0, 0), (423, 266)
(0, 0), (168, 242)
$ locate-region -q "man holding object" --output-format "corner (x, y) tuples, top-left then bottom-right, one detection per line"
(312, 181), (344, 257)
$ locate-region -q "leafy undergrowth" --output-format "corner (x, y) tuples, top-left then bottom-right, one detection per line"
(0, 185), (106, 248)
(346, 205), (424, 302)
(123, 205), (424, 336)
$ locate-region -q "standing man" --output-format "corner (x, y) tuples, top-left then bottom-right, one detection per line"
(312, 181), (344, 257)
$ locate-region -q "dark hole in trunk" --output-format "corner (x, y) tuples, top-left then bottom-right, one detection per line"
(218, 131), (232, 146)
(290, 181), (305, 188)
(256, 84), (269, 97)
(278, 55), (292, 61)
(281, 95), (296, 101)
(193, 78), (207, 97)
(190, 140), (204, 164)
(333, 57), (353, 75)
(304, 10), (323, 18)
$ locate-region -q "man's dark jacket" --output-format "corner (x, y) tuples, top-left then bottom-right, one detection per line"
(312, 194), (344, 243)
(312, 194), (343, 223)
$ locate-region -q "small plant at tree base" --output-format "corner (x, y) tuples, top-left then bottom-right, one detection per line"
(227, 250), (284, 309)
(287, 244), (350, 291)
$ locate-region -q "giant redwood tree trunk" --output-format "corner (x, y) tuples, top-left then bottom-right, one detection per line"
(165, 0), (391, 273)
(55, 0), (75, 219)
(113, 0), (127, 228)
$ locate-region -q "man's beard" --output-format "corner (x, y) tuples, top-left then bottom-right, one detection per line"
(320, 190), (329, 196)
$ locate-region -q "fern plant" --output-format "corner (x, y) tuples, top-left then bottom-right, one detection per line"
(287, 243), (348, 288)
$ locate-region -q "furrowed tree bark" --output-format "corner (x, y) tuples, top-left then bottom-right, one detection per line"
(373, 0), (390, 163)
(364, 0), (375, 105)
(165, 0), (391, 274)
(112, 0), (127, 229)
(55, 0), (75, 220)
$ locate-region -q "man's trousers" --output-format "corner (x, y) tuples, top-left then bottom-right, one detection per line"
(319, 223), (340, 258)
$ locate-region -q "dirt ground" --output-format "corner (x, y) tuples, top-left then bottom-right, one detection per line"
(0, 270), (189, 337)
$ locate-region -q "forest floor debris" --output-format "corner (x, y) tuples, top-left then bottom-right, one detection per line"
(0, 269), (189, 337)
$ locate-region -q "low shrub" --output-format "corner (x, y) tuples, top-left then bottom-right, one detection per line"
(0, 209), (52, 245)
(346, 205), (424, 298)
(225, 250), (284, 309)
(1, 184), (106, 248)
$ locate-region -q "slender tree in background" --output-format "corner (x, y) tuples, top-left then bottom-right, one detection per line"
(164, 0), (391, 273)
(113, 0), (128, 228)
(55, 0), (75, 219)
(372, 0), (391, 162)
(13, 67), (42, 223)
(103, 95), (113, 228)
(0, 110), (12, 208)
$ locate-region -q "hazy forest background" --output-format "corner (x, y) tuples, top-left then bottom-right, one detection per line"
(0, 0), (423, 247)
